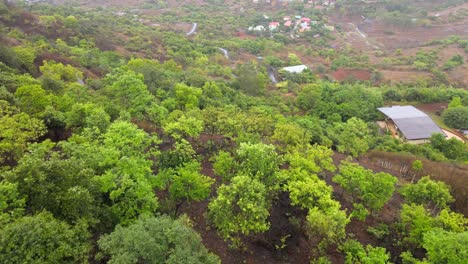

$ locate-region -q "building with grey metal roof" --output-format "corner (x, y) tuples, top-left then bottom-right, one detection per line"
(377, 105), (445, 143)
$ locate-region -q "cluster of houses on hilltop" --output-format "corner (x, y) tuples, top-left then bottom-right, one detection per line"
(252, 0), (337, 8)
(248, 15), (334, 35)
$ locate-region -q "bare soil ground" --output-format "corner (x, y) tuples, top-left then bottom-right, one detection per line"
(328, 3), (468, 87)
(332, 69), (372, 82)
(380, 70), (432, 85)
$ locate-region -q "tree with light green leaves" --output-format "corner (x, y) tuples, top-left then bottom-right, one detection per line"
(212, 150), (235, 182)
(285, 144), (336, 175)
(14, 84), (52, 117)
(167, 161), (214, 215)
(102, 69), (153, 119)
(174, 83), (203, 110)
(399, 203), (467, 248)
(0, 101), (46, 164)
(400, 176), (454, 212)
(163, 110), (204, 140)
(0, 181), (25, 225)
(329, 117), (371, 157)
(271, 122), (311, 150)
(334, 162), (397, 214)
(65, 103), (111, 132)
(285, 169), (337, 211)
(305, 206), (350, 245)
(208, 175), (270, 243)
(236, 142), (281, 188)
(94, 121), (160, 224)
(422, 229), (467, 264)
(340, 239), (391, 264)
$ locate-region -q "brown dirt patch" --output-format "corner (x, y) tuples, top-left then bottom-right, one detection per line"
(415, 102), (448, 114)
(332, 69), (372, 82)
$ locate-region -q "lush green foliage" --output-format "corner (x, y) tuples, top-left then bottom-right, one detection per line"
(334, 162), (397, 214)
(400, 176), (454, 210)
(442, 107), (468, 130)
(208, 175), (270, 240)
(0, 1), (467, 262)
(340, 239), (391, 264)
(98, 215), (220, 264)
(0, 212), (90, 263)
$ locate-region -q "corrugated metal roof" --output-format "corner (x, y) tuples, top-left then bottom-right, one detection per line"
(378, 106), (445, 140)
(282, 65), (308, 73)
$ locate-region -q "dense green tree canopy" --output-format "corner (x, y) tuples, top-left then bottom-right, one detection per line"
(0, 212), (90, 264)
(334, 162), (397, 214)
(208, 175), (270, 240)
(0, 1), (467, 263)
(400, 176), (454, 210)
(98, 215), (220, 264)
(0, 101), (46, 164)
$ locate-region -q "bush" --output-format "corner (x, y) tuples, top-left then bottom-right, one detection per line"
(442, 107), (468, 130)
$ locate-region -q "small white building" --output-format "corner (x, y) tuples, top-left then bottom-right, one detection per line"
(281, 65), (308, 74)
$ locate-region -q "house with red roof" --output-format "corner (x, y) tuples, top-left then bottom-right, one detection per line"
(269, 21), (280, 31)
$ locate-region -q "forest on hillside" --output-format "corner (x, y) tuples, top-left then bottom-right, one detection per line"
(0, 0), (467, 263)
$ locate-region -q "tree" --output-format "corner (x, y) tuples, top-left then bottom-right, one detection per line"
(40, 60), (83, 84)
(98, 157), (159, 225)
(3, 140), (100, 224)
(288, 53), (302, 65)
(126, 58), (180, 93)
(271, 122), (311, 150)
(102, 70), (153, 119)
(212, 151), (235, 181)
(334, 162), (397, 214)
(168, 161), (214, 215)
(63, 15), (78, 29)
(12, 46), (36, 74)
(286, 170), (338, 211)
(410, 160), (423, 182)
(163, 111), (204, 140)
(208, 175), (270, 242)
(174, 83), (202, 110)
(340, 239), (391, 264)
(305, 207), (350, 244)
(429, 133), (467, 160)
(434, 209), (467, 233)
(95, 121), (160, 225)
(0, 212), (90, 264)
(297, 83), (322, 111)
(448, 96), (463, 109)
(285, 144), (336, 175)
(442, 107), (468, 130)
(400, 176), (454, 211)
(0, 101), (46, 164)
(399, 204), (467, 249)
(0, 180), (25, 225)
(14, 84), (51, 117)
(236, 142), (281, 189)
(422, 229), (467, 264)
(399, 204), (435, 247)
(98, 215), (219, 264)
(237, 62), (266, 96)
(329, 117), (371, 157)
(58, 121), (160, 225)
(65, 103), (111, 132)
